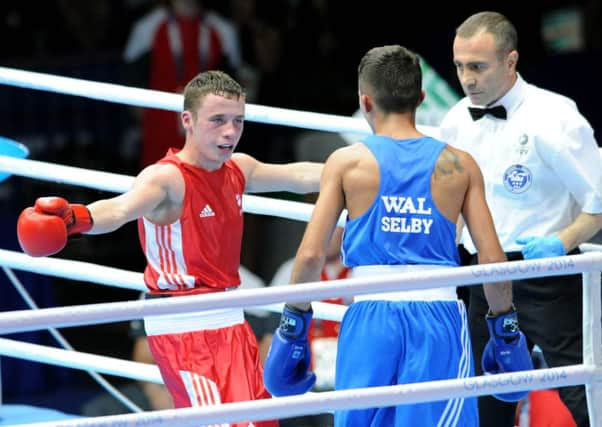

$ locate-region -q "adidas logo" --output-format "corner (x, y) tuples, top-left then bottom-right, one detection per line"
(199, 204), (215, 218)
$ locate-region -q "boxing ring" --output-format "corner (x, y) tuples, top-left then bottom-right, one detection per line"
(0, 66), (601, 426)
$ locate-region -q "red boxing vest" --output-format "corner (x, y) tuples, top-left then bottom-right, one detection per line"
(138, 150), (245, 295)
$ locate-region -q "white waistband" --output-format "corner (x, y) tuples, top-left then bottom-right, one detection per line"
(351, 265), (458, 302)
(144, 307), (245, 336)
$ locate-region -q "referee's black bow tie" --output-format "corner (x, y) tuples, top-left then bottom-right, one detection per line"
(468, 105), (507, 121)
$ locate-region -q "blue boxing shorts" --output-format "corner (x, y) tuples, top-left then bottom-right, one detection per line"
(334, 298), (477, 427)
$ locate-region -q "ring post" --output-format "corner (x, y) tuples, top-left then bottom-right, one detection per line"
(583, 270), (602, 426)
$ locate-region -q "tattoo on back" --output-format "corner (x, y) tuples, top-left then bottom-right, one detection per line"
(435, 148), (464, 178)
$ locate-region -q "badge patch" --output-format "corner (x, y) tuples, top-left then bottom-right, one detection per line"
(516, 134), (529, 156)
(503, 164), (532, 194)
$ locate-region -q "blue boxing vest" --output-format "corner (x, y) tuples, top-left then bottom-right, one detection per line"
(341, 135), (460, 268)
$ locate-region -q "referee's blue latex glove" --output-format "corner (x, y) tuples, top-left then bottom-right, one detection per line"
(515, 235), (565, 259)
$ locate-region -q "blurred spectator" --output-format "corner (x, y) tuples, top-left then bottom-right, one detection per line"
(122, 0), (239, 169)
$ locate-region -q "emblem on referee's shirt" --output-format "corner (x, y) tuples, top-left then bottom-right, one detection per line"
(503, 164), (532, 194)
(516, 134), (529, 156)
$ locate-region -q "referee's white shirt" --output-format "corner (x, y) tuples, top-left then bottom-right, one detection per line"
(440, 74), (602, 254)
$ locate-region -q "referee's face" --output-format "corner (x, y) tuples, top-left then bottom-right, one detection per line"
(453, 31), (517, 106)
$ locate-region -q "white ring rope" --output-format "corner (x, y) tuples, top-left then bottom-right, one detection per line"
(0, 253), (600, 335)
(0, 249), (347, 322)
(581, 243), (602, 253)
(0, 337), (162, 384)
(3, 266), (145, 413)
(1, 251), (599, 420)
(0, 155), (349, 226)
(15, 365), (600, 427)
(0, 156), (133, 193)
(0, 66), (439, 136)
(0, 66), (364, 133)
(0, 250), (598, 386)
(1, 249), (143, 291)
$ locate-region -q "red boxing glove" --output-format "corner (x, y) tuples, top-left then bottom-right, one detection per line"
(17, 197), (93, 257)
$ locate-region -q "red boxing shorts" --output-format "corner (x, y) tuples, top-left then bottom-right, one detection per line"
(148, 321), (278, 427)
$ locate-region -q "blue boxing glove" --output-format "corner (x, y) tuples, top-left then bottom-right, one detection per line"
(482, 308), (533, 402)
(515, 235), (565, 259)
(263, 304), (316, 397)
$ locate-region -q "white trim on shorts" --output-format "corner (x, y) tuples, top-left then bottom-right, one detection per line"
(352, 264), (458, 302)
(144, 307), (245, 336)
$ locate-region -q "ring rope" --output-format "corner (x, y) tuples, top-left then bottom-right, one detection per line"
(3, 266), (145, 412)
(1, 249), (143, 291)
(580, 243), (602, 253)
(0, 66), (439, 137)
(0, 253), (599, 335)
(0, 252), (600, 422)
(1, 247), (599, 385)
(0, 66), (369, 134)
(0, 249), (347, 322)
(0, 156), (342, 225)
(0, 336), (161, 384)
(15, 365), (599, 427)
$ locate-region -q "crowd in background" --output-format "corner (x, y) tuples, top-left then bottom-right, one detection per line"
(0, 0), (601, 418)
